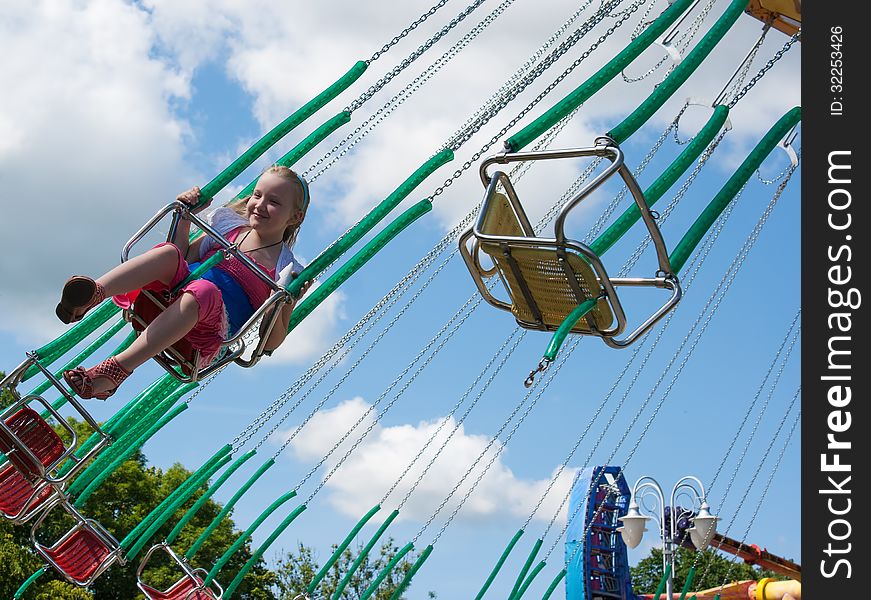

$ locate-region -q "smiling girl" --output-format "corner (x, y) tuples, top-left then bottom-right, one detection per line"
(56, 165), (310, 399)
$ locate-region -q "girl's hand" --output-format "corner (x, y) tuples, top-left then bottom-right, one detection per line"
(176, 186), (211, 214)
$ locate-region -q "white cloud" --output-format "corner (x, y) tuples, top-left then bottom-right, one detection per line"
(265, 284), (348, 365)
(278, 397), (578, 524)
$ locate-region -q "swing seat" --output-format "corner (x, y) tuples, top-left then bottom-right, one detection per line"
(31, 499), (124, 587)
(0, 406), (66, 480)
(0, 355), (113, 487)
(459, 139), (681, 349)
(121, 201), (293, 383)
(137, 543), (223, 600)
(0, 463), (59, 524)
(139, 574), (220, 600)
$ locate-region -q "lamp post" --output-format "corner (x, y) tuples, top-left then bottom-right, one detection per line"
(616, 475), (718, 599)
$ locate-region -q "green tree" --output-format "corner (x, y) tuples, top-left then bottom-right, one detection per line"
(629, 546), (777, 594)
(273, 539), (423, 600)
(0, 401), (276, 599)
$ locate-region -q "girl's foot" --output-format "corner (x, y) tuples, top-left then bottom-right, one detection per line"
(63, 357), (132, 400)
(56, 276), (106, 323)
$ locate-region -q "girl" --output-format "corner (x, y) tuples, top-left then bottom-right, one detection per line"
(56, 165), (310, 400)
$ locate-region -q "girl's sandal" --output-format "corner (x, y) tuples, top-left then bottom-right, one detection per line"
(56, 276), (106, 324)
(63, 357), (132, 400)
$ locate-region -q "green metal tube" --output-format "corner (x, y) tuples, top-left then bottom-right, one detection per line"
(505, 0), (695, 152)
(308, 504), (382, 594)
(223, 504), (308, 598)
(669, 107), (801, 273)
(186, 458), (276, 560)
(590, 105), (730, 257)
(510, 539), (544, 599)
(653, 564), (672, 599)
(285, 149), (453, 299)
(126, 450), (233, 559)
(74, 403), (188, 506)
(203, 492), (300, 586)
(23, 301), (121, 381)
(165, 449), (258, 547)
(288, 199), (432, 331)
(360, 541), (415, 600)
(233, 111), (353, 201)
(198, 61), (367, 201)
(541, 568), (566, 600)
(121, 444), (232, 552)
(543, 298), (598, 362)
(125, 450), (234, 559)
(607, 0), (748, 143)
(332, 509), (401, 600)
(678, 565), (697, 600)
(389, 544), (434, 600)
(67, 382), (192, 491)
(475, 529), (525, 600)
(512, 560), (547, 600)
(13, 567), (46, 599)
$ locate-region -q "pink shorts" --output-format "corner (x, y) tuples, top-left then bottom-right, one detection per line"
(112, 243), (229, 367)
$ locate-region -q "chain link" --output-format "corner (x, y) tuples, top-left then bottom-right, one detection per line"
(306, 0), (518, 182)
(352, 0), (489, 113)
(367, 0), (453, 64)
(727, 28), (800, 108)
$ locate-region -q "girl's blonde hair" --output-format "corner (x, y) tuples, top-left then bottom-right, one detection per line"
(231, 165), (310, 249)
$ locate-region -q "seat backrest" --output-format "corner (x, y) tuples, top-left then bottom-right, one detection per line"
(0, 407), (66, 479)
(478, 192), (528, 238)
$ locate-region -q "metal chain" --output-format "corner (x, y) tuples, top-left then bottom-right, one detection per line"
(302, 294), (484, 502)
(726, 28), (800, 108)
(420, 331), (585, 545)
(621, 0), (718, 83)
(351, 0), (489, 113)
(428, 0), (642, 202)
(367, 0), (453, 64)
(584, 112), (678, 242)
(443, 0), (640, 153)
(714, 401), (800, 590)
(558, 177), (770, 566)
(387, 328), (527, 507)
(442, 0), (598, 151)
(543, 153), (739, 559)
(307, 0), (518, 182)
(707, 311), (800, 492)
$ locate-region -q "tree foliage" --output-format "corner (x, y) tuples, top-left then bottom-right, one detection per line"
(629, 546), (777, 594)
(273, 539), (419, 600)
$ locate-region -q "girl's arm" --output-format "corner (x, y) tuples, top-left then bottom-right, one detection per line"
(262, 278), (312, 352)
(172, 187), (211, 259)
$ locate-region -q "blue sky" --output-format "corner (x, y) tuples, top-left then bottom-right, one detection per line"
(0, 1), (800, 598)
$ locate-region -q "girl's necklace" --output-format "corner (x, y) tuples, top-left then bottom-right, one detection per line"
(238, 228), (283, 254)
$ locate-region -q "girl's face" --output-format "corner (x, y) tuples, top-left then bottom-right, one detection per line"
(246, 172), (304, 238)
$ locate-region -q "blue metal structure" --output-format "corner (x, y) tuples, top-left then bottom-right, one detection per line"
(565, 465), (636, 600)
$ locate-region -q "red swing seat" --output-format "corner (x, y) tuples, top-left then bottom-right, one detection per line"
(137, 543), (223, 599)
(0, 463), (59, 523)
(0, 406), (66, 480)
(139, 574), (220, 600)
(31, 499), (124, 587)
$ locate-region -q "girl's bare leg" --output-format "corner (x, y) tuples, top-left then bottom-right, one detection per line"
(88, 293), (200, 396)
(96, 244), (181, 297)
